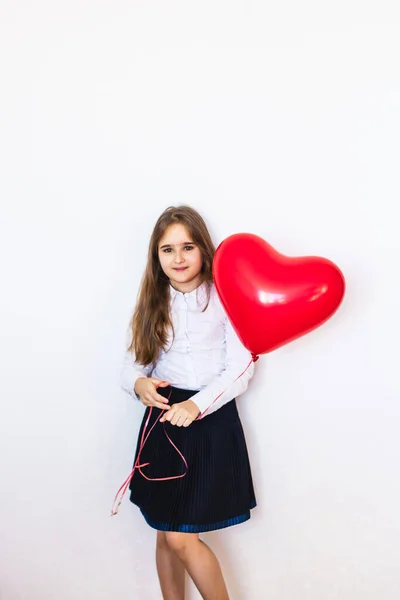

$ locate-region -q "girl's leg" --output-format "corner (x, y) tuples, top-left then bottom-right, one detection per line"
(165, 531), (229, 600)
(156, 530), (186, 600)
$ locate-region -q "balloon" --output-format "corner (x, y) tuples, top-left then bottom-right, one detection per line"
(212, 233), (345, 356)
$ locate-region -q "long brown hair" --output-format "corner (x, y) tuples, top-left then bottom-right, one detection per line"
(128, 205), (216, 366)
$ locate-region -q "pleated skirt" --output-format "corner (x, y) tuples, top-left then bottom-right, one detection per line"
(129, 385), (257, 533)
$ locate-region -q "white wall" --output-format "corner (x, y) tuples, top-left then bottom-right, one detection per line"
(1, 1), (399, 599)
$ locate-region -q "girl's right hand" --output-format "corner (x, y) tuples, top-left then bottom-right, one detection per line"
(134, 377), (171, 410)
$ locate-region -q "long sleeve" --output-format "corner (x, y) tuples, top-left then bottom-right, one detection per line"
(189, 316), (255, 418)
(120, 348), (154, 401)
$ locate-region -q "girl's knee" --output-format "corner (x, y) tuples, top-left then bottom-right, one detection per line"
(165, 531), (199, 555)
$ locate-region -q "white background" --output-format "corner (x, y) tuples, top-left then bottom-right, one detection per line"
(1, 1), (399, 599)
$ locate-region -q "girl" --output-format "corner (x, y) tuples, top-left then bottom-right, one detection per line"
(120, 205), (256, 600)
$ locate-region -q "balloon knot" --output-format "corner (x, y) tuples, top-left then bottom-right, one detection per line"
(251, 354), (259, 362)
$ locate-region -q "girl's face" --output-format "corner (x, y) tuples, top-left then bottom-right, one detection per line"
(158, 223), (203, 292)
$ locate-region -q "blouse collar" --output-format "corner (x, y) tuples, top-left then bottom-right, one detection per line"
(169, 280), (209, 301)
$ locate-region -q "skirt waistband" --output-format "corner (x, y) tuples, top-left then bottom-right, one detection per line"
(157, 385), (239, 424)
(158, 385), (201, 403)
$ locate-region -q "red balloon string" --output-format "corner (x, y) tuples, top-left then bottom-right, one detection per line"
(194, 356), (256, 419)
(111, 356), (257, 515)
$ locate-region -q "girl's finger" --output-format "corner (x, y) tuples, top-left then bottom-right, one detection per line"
(154, 402), (170, 410)
(174, 414), (185, 427)
(180, 414), (189, 426)
(160, 409), (173, 423)
(172, 411), (186, 426)
(145, 393), (169, 411)
(155, 380), (170, 388)
(154, 393), (170, 404)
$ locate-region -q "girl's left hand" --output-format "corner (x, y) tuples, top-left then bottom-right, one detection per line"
(159, 399), (200, 427)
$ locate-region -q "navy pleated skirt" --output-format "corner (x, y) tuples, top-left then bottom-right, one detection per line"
(129, 385), (257, 533)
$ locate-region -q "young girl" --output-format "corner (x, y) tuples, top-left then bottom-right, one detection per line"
(120, 205), (257, 600)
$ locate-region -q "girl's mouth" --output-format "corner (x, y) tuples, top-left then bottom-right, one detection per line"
(174, 267), (187, 271)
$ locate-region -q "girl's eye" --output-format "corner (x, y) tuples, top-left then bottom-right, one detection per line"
(162, 246), (194, 253)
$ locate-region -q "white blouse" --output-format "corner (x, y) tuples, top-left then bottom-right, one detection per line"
(120, 281), (255, 417)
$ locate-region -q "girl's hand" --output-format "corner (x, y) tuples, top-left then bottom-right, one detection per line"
(134, 377), (171, 410)
(160, 399), (200, 427)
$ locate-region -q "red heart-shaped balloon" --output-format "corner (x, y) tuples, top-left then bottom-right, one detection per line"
(212, 233), (345, 355)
